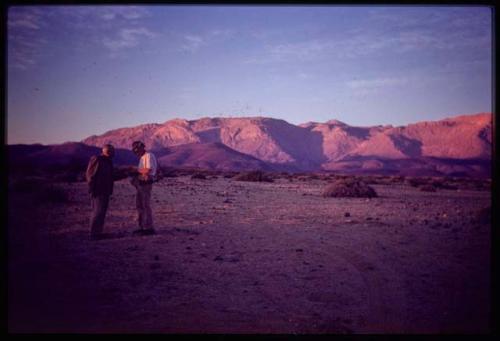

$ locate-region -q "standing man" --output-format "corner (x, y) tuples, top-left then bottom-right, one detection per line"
(131, 141), (157, 235)
(86, 144), (115, 240)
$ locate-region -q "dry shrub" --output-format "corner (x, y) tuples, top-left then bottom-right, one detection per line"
(221, 171), (238, 179)
(233, 171), (273, 182)
(361, 175), (380, 185)
(322, 178), (377, 198)
(405, 177), (438, 187)
(389, 175), (405, 183)
(163, 171), (178, 178)
(433, 180), (458, 190)
(406, 177), (429, 187)
(159, 167), (178, 178)
(441, 182), (458, 190)
(419, 184), (437, 192)
(191, 173), (207, 180)
(473, 180), (491, 191)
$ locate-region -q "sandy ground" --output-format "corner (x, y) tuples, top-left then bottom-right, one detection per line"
(8, 175), (491, 334)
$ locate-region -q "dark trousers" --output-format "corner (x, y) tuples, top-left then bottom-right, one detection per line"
(90, 194), (110, 236)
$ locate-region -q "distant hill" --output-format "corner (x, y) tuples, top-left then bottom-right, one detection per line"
(7, 142), (136, 173)
(7, 113), (492, 178)
(155, 142), (286, 172)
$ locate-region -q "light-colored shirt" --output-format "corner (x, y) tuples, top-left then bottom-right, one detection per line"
(138, 151), (157, 177)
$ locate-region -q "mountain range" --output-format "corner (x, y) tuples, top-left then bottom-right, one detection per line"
(9, 112), (492, 178)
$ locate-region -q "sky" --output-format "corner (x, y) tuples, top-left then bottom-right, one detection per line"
(7, 5), (493, 144)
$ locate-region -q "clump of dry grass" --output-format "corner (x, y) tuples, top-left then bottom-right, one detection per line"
(191, 173), (207, 180)
(419, 184), (437, 192)
(322, 178), (377, 198)
(430, 179), (458, 190)
(406, 177), (429, 187)
(233, 171), (273, 182)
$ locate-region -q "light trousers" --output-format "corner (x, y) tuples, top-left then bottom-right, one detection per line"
(136, 183), (153, 229)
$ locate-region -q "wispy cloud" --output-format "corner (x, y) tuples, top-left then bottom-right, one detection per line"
(8, 6), (158, 69)
(60, 6), (157, 52)
(53, 6), (150, 24)
(8, 7), (43, 30)
(179, 29), (235, 53)
(103, 27), (156, 51)
(297, 72), (313, 80)
(244, 8), (491, 66)
(8, 7), (48, 69)
(367, 7), (492, 52)
(98, 6), (150, 20)
(181, 34), (206, 53)
(345, 77), (410, 97)
(270, 40), (331, 61)
(347, 77), (408, 90)
(243, 39), (333, 64)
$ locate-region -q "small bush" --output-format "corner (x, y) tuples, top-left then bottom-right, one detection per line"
(322, 179), (377, 198)
(361, 175), (381, 185)
(191, 173), (207, 180)
(159, 167), (178, 178)
(406, 177), (428, 187)
(419, 184), (437, 192)
(473, 180), (491, 191)
(431, 179), (458, 190)
(233, 171), (273, 182)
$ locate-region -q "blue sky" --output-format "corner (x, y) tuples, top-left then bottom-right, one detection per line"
(7, 5), (492, 144)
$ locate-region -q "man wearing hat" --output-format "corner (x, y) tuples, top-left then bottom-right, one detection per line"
(86, 144), (115, 240)
(131, 141), (157, 235)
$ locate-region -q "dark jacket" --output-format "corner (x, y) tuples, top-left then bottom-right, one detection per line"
(86, 155), (114, 196)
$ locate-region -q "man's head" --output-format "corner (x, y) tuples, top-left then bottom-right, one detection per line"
(132, 140), (146, 156)
(102, 144), (115, 158)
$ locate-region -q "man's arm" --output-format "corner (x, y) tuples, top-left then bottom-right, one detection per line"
(86, 156), (99, 184)
(138, 167), (152, 176)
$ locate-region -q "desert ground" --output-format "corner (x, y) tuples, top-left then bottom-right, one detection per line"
(8, 173), (491, 334)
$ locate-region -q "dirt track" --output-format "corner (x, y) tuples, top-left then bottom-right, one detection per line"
(8, 176), (491, 333)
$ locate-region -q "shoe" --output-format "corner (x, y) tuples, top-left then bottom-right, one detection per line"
(133, 228), (155, 236)
(90, 233), (107, 241)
